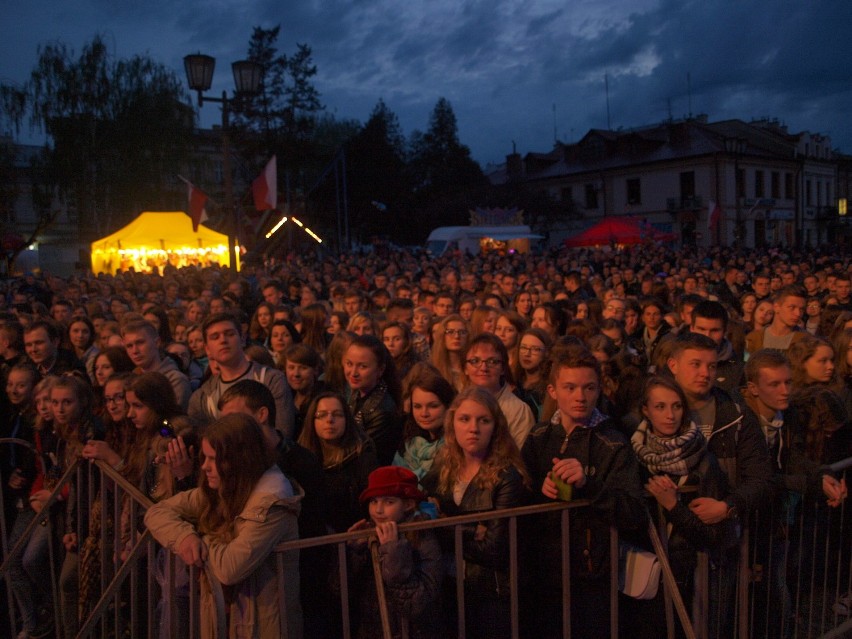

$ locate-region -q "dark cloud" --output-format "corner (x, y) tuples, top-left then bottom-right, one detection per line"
(1, 0), (850, 165)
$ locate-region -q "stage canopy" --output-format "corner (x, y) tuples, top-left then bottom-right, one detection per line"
(564, 217), (676, 248)
(91, 211), (232, 275)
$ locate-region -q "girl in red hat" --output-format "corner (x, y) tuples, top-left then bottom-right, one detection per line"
(346, 466), (444, 639)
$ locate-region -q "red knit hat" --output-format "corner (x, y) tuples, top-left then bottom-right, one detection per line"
(359, 466), (426, 503)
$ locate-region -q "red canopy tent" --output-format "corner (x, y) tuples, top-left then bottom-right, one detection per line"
(564, 217), (676, 248)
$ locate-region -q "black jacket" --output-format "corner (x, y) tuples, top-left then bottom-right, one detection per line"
(704, 387), (772, 518)
(346, 512), (445, 639)
(322, 440), (379, 533)
(521, 417), (646, 582)
(349, 385), (402, 466)
(421, 464), (528, 598)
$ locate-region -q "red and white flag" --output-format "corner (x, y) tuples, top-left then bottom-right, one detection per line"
(708, 199), (721, 233)
(252, 155), (277, 211)
(179, 176), (210, 232)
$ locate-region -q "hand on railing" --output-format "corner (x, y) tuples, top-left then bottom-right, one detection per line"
(178, 532), (208, 567)
(9, 467), (29, 490)
(347, 519), (372, 548)
(63, 532), (78, 552)
(375, 521), (400, 545)
(81, 440), (122, 468)
(28, 488), (51, 513)
(823, 475), (848, 508)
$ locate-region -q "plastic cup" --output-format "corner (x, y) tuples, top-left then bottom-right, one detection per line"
(550, 472), (573, 501)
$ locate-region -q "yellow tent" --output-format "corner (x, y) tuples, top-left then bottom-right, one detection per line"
(90, 211), (235, 275)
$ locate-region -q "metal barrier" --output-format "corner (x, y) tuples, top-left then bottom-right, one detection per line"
(1, 441), (849, 639)
(0, 444), (226, 639)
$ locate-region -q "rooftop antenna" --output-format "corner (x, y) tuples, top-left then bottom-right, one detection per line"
(687, 72), (693, 119)
(553, 103), (557, 143)
(605, 73), (612, 130)
(668, 98), (673, 122)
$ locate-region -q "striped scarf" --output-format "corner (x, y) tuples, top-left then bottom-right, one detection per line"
(631, 419), (706, 477)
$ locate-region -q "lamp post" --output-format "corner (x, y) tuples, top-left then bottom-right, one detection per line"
(725, 137), (747, 248)
(183, 54), (262, 271)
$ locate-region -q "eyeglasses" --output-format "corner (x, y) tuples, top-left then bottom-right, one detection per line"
(315, 410), (345, 421)
(466, 357), (502, 369)
(519, 345), (545, 354)
(444, 328), (468, 337)
(104, 394), (125, 404)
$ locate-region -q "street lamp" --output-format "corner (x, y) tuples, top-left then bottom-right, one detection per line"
(183, 53), (262, 270)
(724, 137), (747, 248)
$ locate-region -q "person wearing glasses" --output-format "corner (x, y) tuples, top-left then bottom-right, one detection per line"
(462, 333), (535, 448)
(297, 390), (378, 533)
(431, 314), (470, 392)
(513, 328), (553, 420)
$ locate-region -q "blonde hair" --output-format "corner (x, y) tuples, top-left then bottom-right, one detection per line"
(434, 387), (529, 495)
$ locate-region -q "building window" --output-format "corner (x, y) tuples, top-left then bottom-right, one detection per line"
(771, 172), (780, 199)
(806, 180), (812, 206)
(561, 187), (572, 202)
(736, 168), (745, 198)
(817, 181), (822, 206)
(785, 173), (794, 199)
(680, 171), (696, 199)
(584, 184), (598, 209)
(755, 170), (765, 198)
(626, 178), (641, 205)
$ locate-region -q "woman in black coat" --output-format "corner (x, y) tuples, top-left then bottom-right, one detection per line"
(422, 387), (530, 639)
(631, 376), (734, 636)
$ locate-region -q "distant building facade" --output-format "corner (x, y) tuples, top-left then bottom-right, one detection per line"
(491, 116), (844, 250)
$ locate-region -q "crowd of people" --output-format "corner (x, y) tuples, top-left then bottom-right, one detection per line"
(1, 241), (851, 639)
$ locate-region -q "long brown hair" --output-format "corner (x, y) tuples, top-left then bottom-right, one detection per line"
(51, 374), (94, 445)
(198, 413), (274, 542)
(434, 387), (529, 495)
(301, 303), (330, 353)
(430, 314), (469, 391)
(297, 391), (368, 467)
(125, 372), (187, 500)
(788, 334), (835, 387)
(249, 301), (276, 340)
(324, 330), (356, 393)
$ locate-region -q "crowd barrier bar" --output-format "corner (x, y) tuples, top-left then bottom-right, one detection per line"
(2, 445), (850, 639)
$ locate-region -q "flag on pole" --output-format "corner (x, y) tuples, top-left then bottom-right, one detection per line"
(179, 176), (210, 232)
(708, 200), (721, 233)
(252, 155), (277, 211)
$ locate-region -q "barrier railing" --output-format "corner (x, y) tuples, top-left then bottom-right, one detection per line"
(0, 444), (226, 639)
(1, 443), (849, 639)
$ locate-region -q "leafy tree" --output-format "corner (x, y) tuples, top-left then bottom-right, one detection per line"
(341, 100), (412, 243)
(0, 35), (194, 238)
(407, 98), (485, 238)
(231, 26), (324, 188)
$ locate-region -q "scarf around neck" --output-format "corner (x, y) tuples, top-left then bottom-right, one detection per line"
(631, 419), (706, 476)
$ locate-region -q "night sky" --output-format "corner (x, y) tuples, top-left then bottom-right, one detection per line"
(1, 0), (850, 166)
